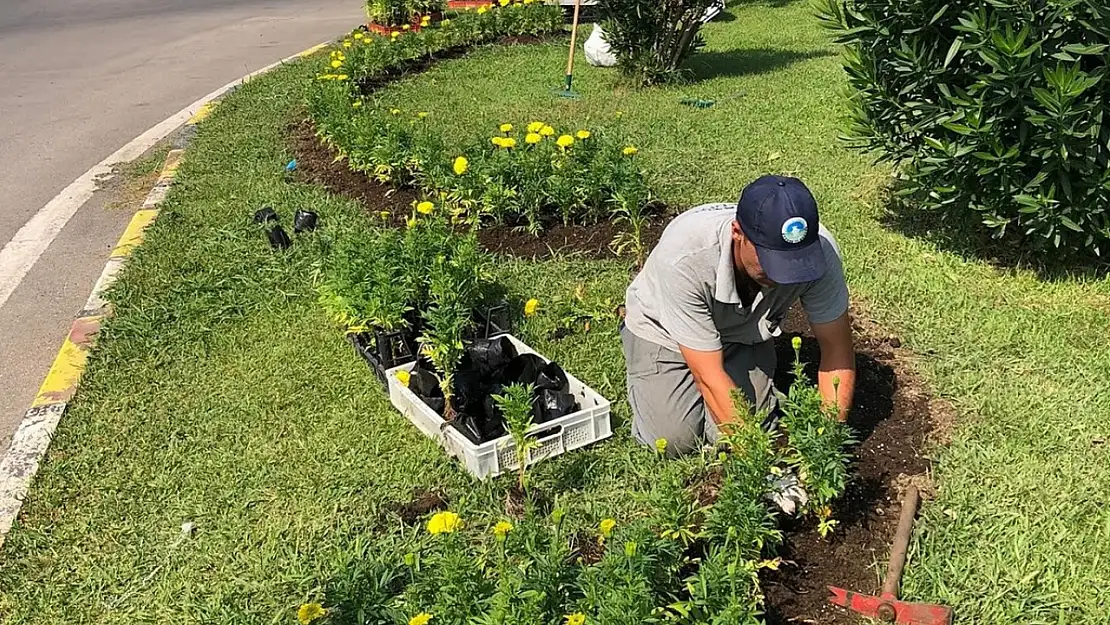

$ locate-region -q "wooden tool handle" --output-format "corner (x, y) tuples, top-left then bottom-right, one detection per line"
(565, 0), (582, 77)
(882, 485), (920, 599)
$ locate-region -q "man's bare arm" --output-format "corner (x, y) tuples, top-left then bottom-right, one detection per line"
(810, 313), (855, 422)
(679, 345), (739, 429)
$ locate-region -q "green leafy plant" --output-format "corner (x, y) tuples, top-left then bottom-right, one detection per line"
(815, 0), (1110, 258)
(492, 383), (538, 490)
(595, 0), (717, 85)
(777, 338), (854, 537)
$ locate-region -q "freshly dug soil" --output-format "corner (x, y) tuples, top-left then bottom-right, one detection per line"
(289, 120), (667, 259)
(390, 488), (449, 524)
(761, 306), (945, 625)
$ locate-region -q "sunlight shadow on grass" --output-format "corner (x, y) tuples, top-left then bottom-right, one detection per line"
(687, 47), (835, 81)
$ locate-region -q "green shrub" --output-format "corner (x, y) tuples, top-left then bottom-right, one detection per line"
(777, 338), (853, 537)
(596, 0), (718, 85)
(815, 0), (1110, 257)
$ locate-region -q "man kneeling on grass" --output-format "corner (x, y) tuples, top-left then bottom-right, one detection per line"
(622, 175), (856, 457)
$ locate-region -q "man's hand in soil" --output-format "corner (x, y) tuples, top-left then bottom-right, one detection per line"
(811, 313), (856, 422)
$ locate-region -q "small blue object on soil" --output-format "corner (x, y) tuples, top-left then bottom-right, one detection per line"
(285, 159), (297, 171)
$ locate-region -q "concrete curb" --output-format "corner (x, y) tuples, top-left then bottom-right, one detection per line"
(0, 41), (330, 548)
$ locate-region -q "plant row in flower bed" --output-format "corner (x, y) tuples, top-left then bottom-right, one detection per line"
(297, 339), (853, 625)
(308, 2), (658, 243)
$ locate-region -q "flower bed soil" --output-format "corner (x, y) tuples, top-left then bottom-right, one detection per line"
(764, 306), (948, 625)
(290, 120), (667, 259)
(291, 121), (947, 625)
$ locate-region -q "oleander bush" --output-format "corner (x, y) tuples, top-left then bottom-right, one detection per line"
(815, 0), (1110, 257)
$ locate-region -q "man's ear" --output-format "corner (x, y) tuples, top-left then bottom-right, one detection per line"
(731, 219), (744, 243)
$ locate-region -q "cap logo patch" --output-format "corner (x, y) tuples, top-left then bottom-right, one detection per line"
(782, 217), (808, 244)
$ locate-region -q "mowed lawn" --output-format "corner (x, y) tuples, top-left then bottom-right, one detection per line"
(2, 1), (1110, 623)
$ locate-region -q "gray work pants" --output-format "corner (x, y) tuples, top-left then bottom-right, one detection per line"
(621, 324), (776, 457)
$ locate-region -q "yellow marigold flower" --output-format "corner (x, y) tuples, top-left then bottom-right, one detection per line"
(417, 111), (429, 119)
(379, 210), (391, 220)
(654, 438), (667, 454)
(343, 40), (352, 48)
(622, 145), (638, 156)
(492, 520), (513, 540)
(524, 0), (535, 4)
(564, 614), (585, 625)
(524, 298), (540, 316)
(527, 121), (544, 133)
(500, 137), (517, 149)
(337, 74), (348, 80)
(354, 32), (364, 39)
(477, 5), (488, 13)
(615, 110), (624, 118)
(599, 518), (616, 538)
(402, 23), (411, 30)
(353, 100), (362, 108)
(525, 132), (542, 144)
(792, 336), (802, 351)
(297, 603), (327, 625)
(499, 0), (510, 5)
(499, 123), (513, 133)
(421, 15), (431, 24)
(395, 370), (411, 386)
(453, 156), (469, 175)
(330, 59), (342, 68)
(427, 511), (462, 534)
(491, 136), (504, 147)
(391, 31), (401, 39)
(417, 201), (434, 214)
(390, 108), (401, 115)
(576, 129), (591, 140)
(556, 134), (575, 149)
(540, 125), (555, 136)
(409, 613), (433, 625)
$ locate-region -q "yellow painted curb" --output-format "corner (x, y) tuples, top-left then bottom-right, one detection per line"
(186, 102), (216, 126)
(33, 316), (103, 407)
(298, 43), (329, 58)
(110, 209), (160, 259)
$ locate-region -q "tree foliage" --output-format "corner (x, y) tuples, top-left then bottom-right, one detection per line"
(815, 0), (1110, 257)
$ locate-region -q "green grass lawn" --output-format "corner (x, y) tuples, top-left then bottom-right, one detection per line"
(3, 1), (1110, 623)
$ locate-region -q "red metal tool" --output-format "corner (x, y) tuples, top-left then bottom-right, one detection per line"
(828, 486), (953, 625)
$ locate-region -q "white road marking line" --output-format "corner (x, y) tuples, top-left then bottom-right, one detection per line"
(0, 44), (328, 311)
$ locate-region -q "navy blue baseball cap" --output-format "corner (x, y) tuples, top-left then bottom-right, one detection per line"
(736, 175), (825, 284)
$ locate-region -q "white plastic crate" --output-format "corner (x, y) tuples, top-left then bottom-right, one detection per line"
(386, 334), (612, 479)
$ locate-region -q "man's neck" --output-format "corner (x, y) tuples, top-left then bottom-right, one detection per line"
(735, 270), (761, 307)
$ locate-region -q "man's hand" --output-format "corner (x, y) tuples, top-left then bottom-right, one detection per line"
(810, 313), (855, 422)
(679, 345), (739, 428)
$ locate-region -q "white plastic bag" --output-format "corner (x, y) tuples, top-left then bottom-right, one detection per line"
(584, 24), (617, 68)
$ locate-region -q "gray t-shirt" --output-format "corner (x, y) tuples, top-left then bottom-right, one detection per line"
(625, 203), (849, 352)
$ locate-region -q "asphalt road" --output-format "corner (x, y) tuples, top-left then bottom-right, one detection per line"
(0, 0), (362, 448)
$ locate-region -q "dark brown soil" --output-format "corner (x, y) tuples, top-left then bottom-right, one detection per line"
(390, 488), (449, 524)
(687, 465), (725, 508)
(569, 529), (606, 565)
(289, 120), (667, 260)
(761, 306), (944, 625)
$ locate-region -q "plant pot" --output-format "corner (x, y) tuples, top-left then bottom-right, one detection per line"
(293, 209), (319, 233)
